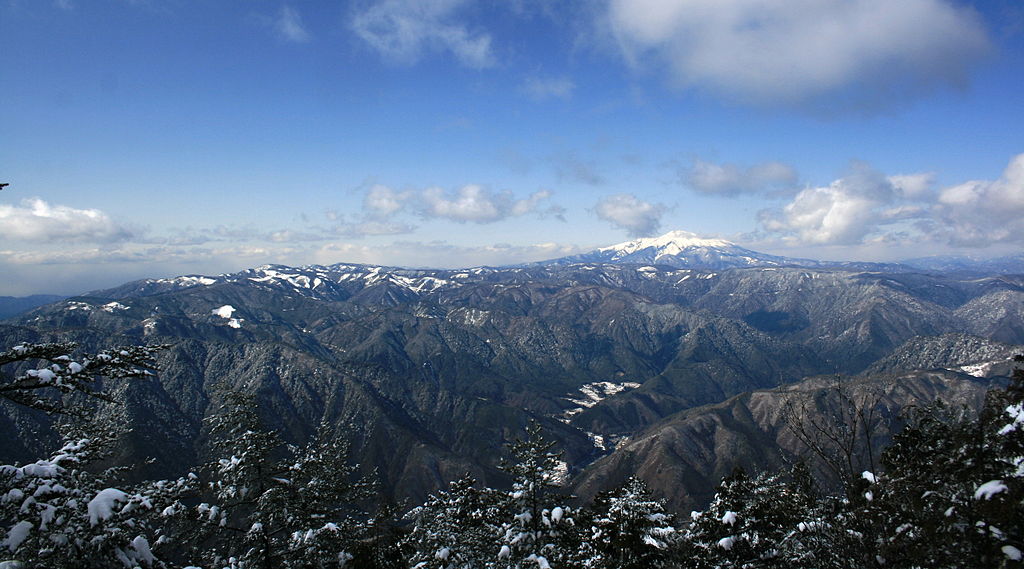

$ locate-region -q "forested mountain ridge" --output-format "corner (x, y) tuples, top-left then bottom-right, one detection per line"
(2, 242), (1022, 514)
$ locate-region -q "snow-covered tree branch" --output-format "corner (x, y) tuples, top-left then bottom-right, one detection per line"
(0, 342), (166, 414)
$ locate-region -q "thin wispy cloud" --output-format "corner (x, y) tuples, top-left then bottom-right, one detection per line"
(327, 219), (417, 238)
(351, 0), (495, 68)
(550, 151), (605, 186)
(683, 159), (798, 197)
(522, 76), (575, 101)
(275, 5), (310, 43)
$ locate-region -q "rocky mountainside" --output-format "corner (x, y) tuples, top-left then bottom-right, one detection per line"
(2, 234), (1023, 510)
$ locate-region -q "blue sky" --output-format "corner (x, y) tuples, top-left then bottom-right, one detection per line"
(1, 0), (1023, 295)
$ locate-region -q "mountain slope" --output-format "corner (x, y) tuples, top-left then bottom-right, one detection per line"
(0, 295), (65, 319)
(3, 254), (1024, 508)
(572, 370), (996, 513)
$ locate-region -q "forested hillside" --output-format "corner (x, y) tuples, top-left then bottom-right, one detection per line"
(1, 342), (1021, 567)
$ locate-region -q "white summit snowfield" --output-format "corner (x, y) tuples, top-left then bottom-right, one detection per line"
(540, 230), (798, 269)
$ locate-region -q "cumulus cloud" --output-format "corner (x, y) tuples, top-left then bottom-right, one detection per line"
(522, 76), (576, 101)
(275, 5), (310, 43)
(758, 164), (904, 245)
(684, 159), (798, 196)
(593, 193), (667, 237)
(362, 184), (565, 224)
(930, 154), (1024, 246)
(606, 0), (991, 107)
(420, 185), (559, 222)
(756, 155), (1024, 249)
(0, 198), (137, 243)
(364, 185), (411, 218)
(351, 0), (494, 68)
(888, 173), (936, 199)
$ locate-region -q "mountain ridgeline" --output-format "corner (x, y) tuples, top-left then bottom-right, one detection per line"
(1, 231), (1021, 512)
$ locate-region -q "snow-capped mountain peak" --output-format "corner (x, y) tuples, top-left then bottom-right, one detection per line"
(598, 230), (737, 258)
(542, 229), (796, 269)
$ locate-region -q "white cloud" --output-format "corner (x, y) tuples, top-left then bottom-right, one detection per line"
(275, 5), (310, 43)
(361, 184), (564, 224)
(756, 156), (1024, 249)
(930, 153), (1024, 246)
(364, 184), (411, 218)
(351, 0), (494, 68)
(759, 164), (904, 245)
(0, 198), (137, 243)
(420, 185), (554, 222)
(888, 173), (935, 199)
(684, 159), (797, 196)
(522, 76), (576, 101)
(606, 0), (991, 107)
(593, 193), (667, 237)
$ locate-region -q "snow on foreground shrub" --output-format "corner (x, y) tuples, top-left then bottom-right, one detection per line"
(0, 342), (165, 415)
(0, 435), (193, 568)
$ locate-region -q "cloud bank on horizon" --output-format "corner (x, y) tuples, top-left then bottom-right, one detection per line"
(0, 0), (1021, 295)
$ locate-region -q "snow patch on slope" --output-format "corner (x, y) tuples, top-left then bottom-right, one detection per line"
(156, 276), (218, 287)
(565, 381), (643, 411)
(212, 305), (243, 329)
(101, 301), (129, 312)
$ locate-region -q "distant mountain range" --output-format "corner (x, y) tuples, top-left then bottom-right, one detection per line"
(538, 230), (908, 272)
(0, 295), (65, 319)
(902, 253), (1024, 274)
(5, 231), (1024, 304)
(2, 230), (1023, 513)
(543, 229), (1024, 274)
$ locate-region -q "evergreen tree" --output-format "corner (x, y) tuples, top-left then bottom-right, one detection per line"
(191, 392), (373, 569)
(867, 367), (1024, 568)
(586, 477), (675, 569)
(681, 466), (818, 569)
(769, 463), (867, 569)
(0, 418), (193, 568)
(496, 421), (584, 569)
(402, 477), (507, 569)
(346, 501), (406, 569)
(284, 422), (376, 568)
